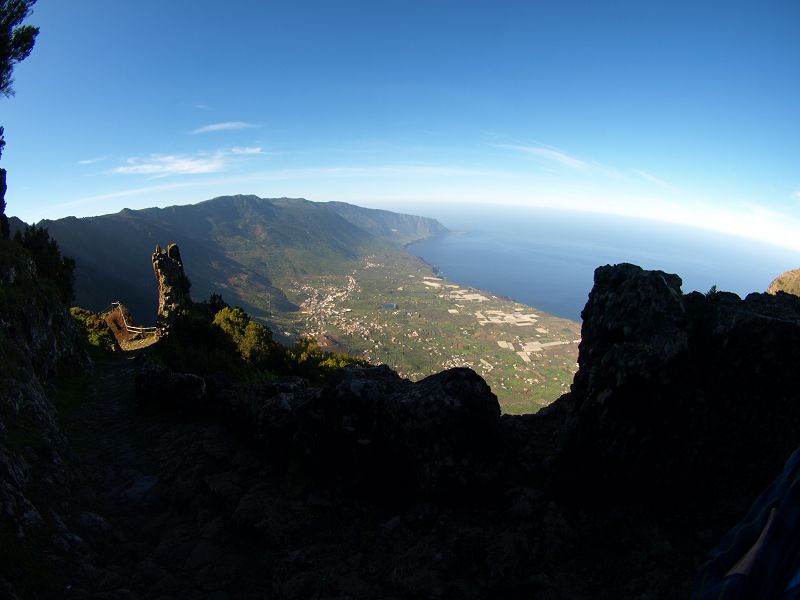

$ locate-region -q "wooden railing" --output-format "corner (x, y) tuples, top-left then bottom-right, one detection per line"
(111, 302), (158, 334)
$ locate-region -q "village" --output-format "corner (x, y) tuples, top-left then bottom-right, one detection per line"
(286, 254), (582, 413)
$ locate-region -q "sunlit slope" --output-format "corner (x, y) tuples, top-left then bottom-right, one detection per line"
(768, 268), (800, 297)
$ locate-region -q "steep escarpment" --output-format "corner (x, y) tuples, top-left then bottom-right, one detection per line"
(0, 237), (90, 598)
(551, 264), (800, 520)
(322, 201), (448, 246)
(152, 243), (191, 334)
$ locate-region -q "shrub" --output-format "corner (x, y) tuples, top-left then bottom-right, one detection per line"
(207, 292), (229, 314)
(69, 307), (115, 352)
(14, 224), (75, 304)
(153, 302), (369, 382)
(289, 336), (369, 379)
(213, 306), (276, 366)
(154, 304), (241, 376)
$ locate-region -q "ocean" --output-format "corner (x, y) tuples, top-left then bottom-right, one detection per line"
(405, 204), (800, 322)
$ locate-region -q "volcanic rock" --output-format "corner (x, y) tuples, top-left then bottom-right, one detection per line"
(152, 243), (191, 335)
(552, 263), (800, 516)
(293, 365), (502, 500)
(134, 363), (207, 413)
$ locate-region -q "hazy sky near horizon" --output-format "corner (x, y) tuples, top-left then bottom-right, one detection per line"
(2, 1), (799, 250)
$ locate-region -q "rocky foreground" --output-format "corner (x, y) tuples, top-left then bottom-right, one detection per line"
(4, 263), (800, 599)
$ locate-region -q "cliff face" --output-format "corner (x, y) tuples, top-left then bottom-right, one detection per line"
(0, 238), (90, 598)
(553, 263), (800, 517)
(322, 200), (449, 245)
(151, 243), (191, 334)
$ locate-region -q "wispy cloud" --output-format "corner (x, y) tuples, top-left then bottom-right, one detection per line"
(325, 166), (478, 177)
(272, 165), (497, 178)
(231, 146), (264, 155)
(792, 190), (800, 201)
(77, 156), (107, 165)
(191, 121), (258, 134)
(495, 143), (590, 169)
(53, 182), (206, 208)
(110, 153), (227, 176)
(634, 169), (676, 191)
(494, 143), (620, 178)
(108, 145), (267, 178)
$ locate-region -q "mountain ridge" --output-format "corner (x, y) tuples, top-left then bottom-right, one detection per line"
(22, 195), (447, 323)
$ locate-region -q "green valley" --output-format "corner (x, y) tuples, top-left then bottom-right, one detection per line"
(272, 248), (580, 413)
(33, 195), (580, 412)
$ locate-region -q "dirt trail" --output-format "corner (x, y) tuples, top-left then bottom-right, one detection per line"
(62, 352), (268, 599)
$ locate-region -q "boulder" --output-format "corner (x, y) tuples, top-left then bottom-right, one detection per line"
(135, 364), (206, 413)
(294, 365), (501, 500)
(552, 263), (800, 515)
(569, 263), (690, 416)
(215, 377), (314, 454)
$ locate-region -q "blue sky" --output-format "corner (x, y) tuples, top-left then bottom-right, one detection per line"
(2, 1), (799, 249)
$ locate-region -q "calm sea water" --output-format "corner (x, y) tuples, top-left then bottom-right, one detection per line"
(406, 205), (800, 322)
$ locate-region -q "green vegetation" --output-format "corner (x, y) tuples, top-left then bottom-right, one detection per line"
(153, 302), (245, 377)
(14, 224), (75, 303)
(213, 306), (275, 365)
(273, 248), (581, 413)
(36, 195), (447, 323)
(0, 199), (87, 597)
(27, 194), (578, 412)
(288, 336), (369, 378)
(153, 296), (367, 383)
(69, 306), (116, 353)
(0, 0), (38, 100)
(0, 233), (83, 401)
(0, 229), (74, 355)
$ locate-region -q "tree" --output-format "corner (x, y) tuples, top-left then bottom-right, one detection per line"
(14, 223), (76, 304)
(207, 292), (229, 315)
(0, 0), (38, 100)
(213, 306), (275, 365)
(0, 161), (7, 238)
(0, 0), (39, 237)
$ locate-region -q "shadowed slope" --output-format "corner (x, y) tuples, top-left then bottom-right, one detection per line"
(35, 196), (447, 324)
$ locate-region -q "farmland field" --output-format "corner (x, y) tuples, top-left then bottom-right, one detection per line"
(269, 248), (581, 414)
